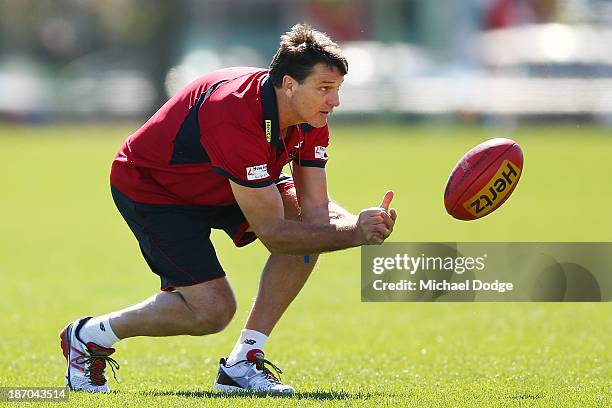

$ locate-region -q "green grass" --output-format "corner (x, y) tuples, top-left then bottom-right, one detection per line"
(0, 123), (610, 407)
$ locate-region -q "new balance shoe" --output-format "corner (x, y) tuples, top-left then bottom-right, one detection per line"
(213, 349), (294, 393)
(59, 317), (120, 393)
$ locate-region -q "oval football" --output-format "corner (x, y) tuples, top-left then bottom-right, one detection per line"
(444, 138), (523, 220)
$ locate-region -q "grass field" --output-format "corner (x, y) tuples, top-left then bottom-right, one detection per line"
(0, 123), (610, 407)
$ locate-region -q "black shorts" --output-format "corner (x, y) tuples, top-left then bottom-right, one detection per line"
(111, 186), (262, 291)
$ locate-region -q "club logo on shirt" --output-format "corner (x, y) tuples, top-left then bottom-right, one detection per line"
(286, 141), (305, 160)
(314, 146), (327, 159)
(246, 164), (269, 180)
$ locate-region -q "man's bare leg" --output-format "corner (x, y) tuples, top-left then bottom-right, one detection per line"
(72, 277), (236, 347)
(62, 277), (237, 392)
(245, 185), (319, 335)
(213, 258), (305, 391)
(244, 252), (318, 335)
(109, 277), (237, 338)
(215, 187), (318, 393)
(223, 186), (319, 369)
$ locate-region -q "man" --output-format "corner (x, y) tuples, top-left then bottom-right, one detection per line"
(60, 23), (396, 394)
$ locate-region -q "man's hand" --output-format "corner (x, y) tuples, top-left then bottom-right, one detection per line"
(229, 174), (397, 253)
(356, 191), (397, 245)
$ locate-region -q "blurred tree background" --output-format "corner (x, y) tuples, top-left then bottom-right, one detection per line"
(2, 0), (612, 124)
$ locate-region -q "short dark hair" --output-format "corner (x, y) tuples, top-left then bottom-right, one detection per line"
(269, 23), (348, 87)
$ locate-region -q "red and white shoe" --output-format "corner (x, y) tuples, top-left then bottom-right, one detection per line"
(213, 349), (294, 393)
(59, 317), (119, 393)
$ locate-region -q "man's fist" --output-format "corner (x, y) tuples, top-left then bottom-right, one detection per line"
(356, 191), (397, 245)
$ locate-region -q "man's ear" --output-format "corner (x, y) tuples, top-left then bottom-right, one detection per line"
(282, 75), (297, 97)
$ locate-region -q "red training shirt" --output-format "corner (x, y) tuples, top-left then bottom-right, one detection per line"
(110, 67), (329, 207)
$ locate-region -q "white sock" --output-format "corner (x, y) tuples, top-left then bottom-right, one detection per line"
(226, 329), (268, 365)
(79, 315), (120, 349)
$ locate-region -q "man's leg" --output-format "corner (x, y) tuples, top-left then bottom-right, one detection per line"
(243, 252), (318, 335)
(63, 186), (241, 393)
(214, 186), (317, 393)
(236, 184), (317, 338)
(61, 278), (236, 393)
(109, 277), (236, 338)
(110, 278), (236, 339)
(63, 185), (245, 393)
(101, 186), (237, 338)
(246, 184), (318, 334)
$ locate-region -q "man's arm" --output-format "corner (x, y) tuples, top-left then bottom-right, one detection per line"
(296, 166), (357, 226)
(297, 166), (395, 236)
(295, 166), (333, 224)
(229, 176), (394, 255)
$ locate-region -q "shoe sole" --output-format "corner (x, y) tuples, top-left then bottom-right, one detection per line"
(213, 382), (294, 394)
(213, 382), (244, 393)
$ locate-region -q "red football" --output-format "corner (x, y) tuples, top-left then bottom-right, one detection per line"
(444, 138), (524, 220)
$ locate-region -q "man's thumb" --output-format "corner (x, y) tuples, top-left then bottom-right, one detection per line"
(379, 190), (394, 211)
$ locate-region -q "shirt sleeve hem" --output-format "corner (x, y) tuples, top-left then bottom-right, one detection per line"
(295, 159), (327, 168)
(213, 167), (274, 188)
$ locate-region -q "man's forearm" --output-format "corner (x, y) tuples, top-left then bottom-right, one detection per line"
(258, 218), (362, 255)
(258, 201), (363, 255)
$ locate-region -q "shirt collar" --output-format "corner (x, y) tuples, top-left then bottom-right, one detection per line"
(260, 74), (282, 149)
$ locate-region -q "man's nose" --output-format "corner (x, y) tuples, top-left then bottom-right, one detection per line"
(327, 90), (340, 108)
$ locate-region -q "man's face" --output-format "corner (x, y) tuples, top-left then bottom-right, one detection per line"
(287, 63), (344, 128)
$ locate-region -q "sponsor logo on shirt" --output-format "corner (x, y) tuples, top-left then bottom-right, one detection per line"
(246, 164), (269, 180)
(265, 120), (272, 142)
(314, 146), (327, 160)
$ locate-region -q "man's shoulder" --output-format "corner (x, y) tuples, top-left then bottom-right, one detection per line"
(175, 67), (266, 100)
(201, 67), (267, 86)
(201, 68), (267, 127)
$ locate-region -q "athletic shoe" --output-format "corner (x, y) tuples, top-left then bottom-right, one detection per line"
(59, 317), (120, 393)
(213, 349), (294, 393)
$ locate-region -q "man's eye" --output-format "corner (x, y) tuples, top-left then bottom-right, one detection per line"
(320, 87), (328, 92)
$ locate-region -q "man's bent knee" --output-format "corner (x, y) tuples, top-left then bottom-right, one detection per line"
(177, 277), (236, 335)
(193, 295), (236, 334)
